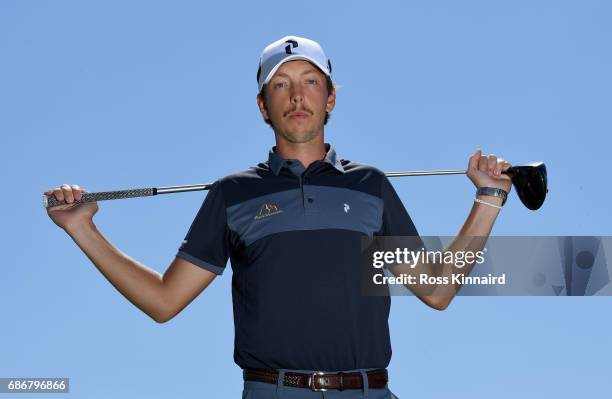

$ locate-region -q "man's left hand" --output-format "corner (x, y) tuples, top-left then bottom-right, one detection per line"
(467, 149), (513, 193)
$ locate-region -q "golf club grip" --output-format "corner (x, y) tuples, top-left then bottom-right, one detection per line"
(44, 188), (155, 208)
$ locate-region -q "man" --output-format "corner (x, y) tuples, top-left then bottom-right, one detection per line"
(46, 35), (512, 398)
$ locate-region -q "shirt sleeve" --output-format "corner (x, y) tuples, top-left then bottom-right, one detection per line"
(379, 175), (421, 237)
(378, 175), (424, 272)
(176, 180), (231, 275)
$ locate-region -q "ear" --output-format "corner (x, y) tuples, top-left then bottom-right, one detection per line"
(325, 87), (336, 113)
(256, 93), (270, 121)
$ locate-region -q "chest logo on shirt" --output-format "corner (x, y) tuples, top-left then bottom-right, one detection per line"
(254, 203), (284, 220)
(344, 203), (350, 213)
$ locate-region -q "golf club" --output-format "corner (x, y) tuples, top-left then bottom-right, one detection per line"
(43, 162), (548, 211)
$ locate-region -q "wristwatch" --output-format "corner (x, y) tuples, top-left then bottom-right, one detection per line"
(476, 187), (508, 206)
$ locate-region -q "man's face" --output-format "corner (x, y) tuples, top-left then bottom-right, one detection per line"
(257, 60), (336, 143)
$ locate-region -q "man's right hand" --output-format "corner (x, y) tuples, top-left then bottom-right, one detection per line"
(44, 182), (216, 323)
(45, 184), (98, 232)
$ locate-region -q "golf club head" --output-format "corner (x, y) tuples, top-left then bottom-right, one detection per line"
(504, 162), (548, 210)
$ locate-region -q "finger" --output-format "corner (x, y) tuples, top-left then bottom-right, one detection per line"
(61, 184), (74, 203)
(478, 154), (488, 172)
(487, 155), (497, 175)
(501, 161), (512, 172)
(53, 187), (64, 201)
(494, 158), (505, 176)
(468, 148), (481, 171)
(70, 184), (82, 201)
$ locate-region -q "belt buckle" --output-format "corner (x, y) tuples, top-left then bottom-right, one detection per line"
(309, 371), (328, 392)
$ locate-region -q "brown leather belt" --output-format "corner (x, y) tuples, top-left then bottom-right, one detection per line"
(243, 368), (388, 391)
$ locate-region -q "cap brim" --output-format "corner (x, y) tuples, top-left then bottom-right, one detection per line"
(261, 55), (331, 90)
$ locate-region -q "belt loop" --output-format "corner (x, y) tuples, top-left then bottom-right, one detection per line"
(275, 369), (286, 398)
(360, 370), (369, 399)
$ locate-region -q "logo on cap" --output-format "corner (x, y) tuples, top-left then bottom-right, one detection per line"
(285, 39), (298, 54)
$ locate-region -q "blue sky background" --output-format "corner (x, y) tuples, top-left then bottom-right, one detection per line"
(1, 1), (610, 398)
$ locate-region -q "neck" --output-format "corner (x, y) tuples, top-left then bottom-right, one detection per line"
(273, 135), (326, 169)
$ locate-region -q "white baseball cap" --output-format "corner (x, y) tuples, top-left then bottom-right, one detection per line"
(256, 35), (332, 92)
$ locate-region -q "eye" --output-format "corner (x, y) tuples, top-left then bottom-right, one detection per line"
(306, 79), (318, 85)
(273, 81), (287, 89)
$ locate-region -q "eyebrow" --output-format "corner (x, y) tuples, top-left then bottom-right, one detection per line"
(272, 69), (320, 79)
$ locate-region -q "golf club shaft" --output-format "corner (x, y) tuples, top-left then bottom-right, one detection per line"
(44, 169), (512, 209)
(386, 170), (467, 177)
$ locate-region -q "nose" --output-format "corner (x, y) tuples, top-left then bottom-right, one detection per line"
(290, 85), (304, 104)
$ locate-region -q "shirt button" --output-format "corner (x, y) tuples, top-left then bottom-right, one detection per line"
(307, 198), (314, 203)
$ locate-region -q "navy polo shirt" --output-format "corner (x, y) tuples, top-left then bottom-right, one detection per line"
(176, 143), (420, 371)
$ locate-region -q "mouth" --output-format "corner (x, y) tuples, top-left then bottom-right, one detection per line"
(287, 111), (310, 121)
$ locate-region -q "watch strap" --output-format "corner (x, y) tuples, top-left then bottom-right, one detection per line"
(476, 186), (508, 206)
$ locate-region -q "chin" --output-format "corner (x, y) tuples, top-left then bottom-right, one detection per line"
(281, 129), (320, 144)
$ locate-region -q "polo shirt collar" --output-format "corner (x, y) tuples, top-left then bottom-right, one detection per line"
(268, 143), (345, 176)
